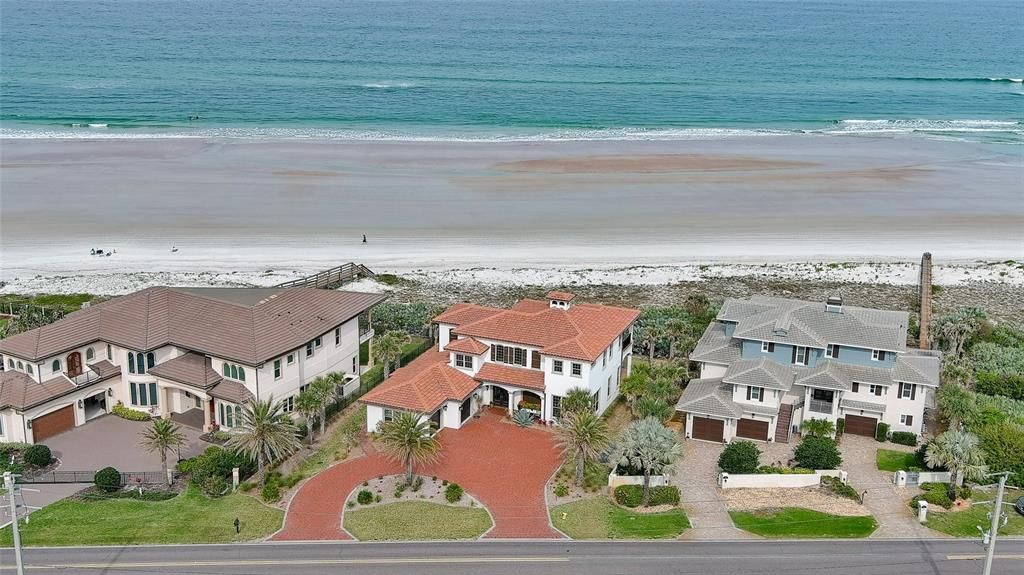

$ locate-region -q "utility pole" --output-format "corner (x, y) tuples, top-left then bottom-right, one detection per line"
(4, 472), (25, 575)
(981, 472), (1009, 575)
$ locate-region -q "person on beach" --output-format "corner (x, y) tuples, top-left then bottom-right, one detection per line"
(362, 234), (367, 243)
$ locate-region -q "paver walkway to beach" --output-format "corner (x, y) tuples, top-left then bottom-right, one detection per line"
(273, 409), (564, 540)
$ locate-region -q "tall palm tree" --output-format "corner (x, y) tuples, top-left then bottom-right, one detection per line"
(925, 429), (988, 500)
(295, 389), (320, 444)
(140, 418), (187, 485)
(227, 396), (302, 475)
(643, 322), (667, 361)
(556, 411), (610, 486)
(561, 387), (595, 416)
(612, 417), (682, 506)
(633, 397), (673, 422)
(313, 374), (340, 436)
(800, 418), (835, 438)
(664, 319), (692, 361)
(373, 331), (405, 377)
(377, 411), (441, 485)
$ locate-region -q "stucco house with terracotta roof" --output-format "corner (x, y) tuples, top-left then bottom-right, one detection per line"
(361, 292), (639, 431)
(0, 286), (384, 443)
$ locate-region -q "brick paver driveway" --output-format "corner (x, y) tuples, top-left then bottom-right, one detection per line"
(274, 409), (564, 540)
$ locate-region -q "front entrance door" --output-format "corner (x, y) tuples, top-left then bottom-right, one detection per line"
(492, 386), (509, 408)
(460, 397), (472, 422)
(66, 352), (83, 378)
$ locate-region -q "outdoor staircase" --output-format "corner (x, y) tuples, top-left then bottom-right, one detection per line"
(775, 403), (794, 443)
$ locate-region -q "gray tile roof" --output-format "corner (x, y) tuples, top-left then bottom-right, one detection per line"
(675, 378), (742, 419)
(794, 359), (894, 391)
(690, 322), (742, 365)
(720, 295), (909, 351)
(740, 403), (781, 417)
(893, 352), (941, 386)
(722, 357), (795, 391)
(840, 398), (887, 413)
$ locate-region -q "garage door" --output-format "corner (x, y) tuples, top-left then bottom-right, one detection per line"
(32, 405), (75, 442)
(691, 415), (725, 442)
(736, 418), (770, 441)
(844, 414), (878, 437)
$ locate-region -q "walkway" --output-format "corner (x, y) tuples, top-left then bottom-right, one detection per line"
(274, 410), (563, 540)
(673, 441), (756, 540)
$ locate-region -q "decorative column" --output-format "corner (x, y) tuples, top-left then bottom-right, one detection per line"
(203, 399), (213, 432)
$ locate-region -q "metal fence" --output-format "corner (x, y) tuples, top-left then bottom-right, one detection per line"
(17, 470), (173, 485)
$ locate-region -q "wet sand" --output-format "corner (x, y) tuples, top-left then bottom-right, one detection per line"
(0, 135), (1021, 281)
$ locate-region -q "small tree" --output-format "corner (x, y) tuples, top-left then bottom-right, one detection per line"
(925, 429), (988, 501)
(140, 418), (187, 484)
(793, 435), (842, 470)
(561, 387), (595, 416)
(295, 389), (320, 444)
(800, 418), (835, 438)
(556, 410), (610, 486)
(227, 396), (302, 476)
(373, 331), (405, 377)
(313, 374), (340, 436)
(936, 384), (977, 431)
(611, 417), (682, 506)
(620, 371), (649, 410)
(664, 319), (694, 361)
(718, 440), (760, 474)
(377, 411), (441, 485)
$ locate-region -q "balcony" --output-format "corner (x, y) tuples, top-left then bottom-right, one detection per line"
(68, 368), (103, 386)
(359, 327), (374, 344)
(808, 399), (834, 414)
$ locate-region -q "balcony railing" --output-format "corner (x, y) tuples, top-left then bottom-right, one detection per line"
(808, 399), (834, 414)
(68, 369), (103, 386)
(359, 327), (374, 344)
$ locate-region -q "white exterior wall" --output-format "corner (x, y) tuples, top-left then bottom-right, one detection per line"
(700, 363), (728, 379)
(543, 355), (592, 421)
(881, 384), (931, 434)
(18, 379), (119, 444)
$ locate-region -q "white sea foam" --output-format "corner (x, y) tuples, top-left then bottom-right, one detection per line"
(361, 82), (417, 88)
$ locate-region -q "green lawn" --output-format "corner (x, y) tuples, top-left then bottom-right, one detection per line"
(344, 501), (492, 540)
(0, 486), (282, 547)
(925, 488), (1024, 537)
(876, 449), (922, 472)
(551, 497), (689, 539)
(730, 508), (877, 538)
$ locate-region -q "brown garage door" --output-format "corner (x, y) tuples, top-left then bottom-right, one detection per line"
(736, 418), (770, 441)
(844, 414), (878, 437)
(32, 405), (75, 442)
(691, 416), (725, 442)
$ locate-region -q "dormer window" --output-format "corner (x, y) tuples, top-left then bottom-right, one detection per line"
(793, 346), (807, 366)
(826, 344), (839, 359)
(455, 354), (473, 369)
(761, 341), (775, 353)
(871, 349), (887, 362)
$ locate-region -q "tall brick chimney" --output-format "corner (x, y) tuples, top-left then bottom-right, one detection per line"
(919, 252), (932, 349)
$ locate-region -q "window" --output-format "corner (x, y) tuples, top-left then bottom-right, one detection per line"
(26, 364), (33, 375)
(899, 383), (914, 399)
(383, 408), (396, 422)
(551, 396), (563, 420)
(281, 396), (294, 413)
(86, 347), (95, 361)
(590, 390), (600, 412)
(219, 402), (242, 428)
(571, 363), (582, 377)
(129, 354), (136, 374)
(230, 365), (238, 380)
(601, 352), (606, 368)
(826, 344), (839, 359)
(761, 341), (775, 353)
(0, 415), (3, 435)
(491, 344), (527, 367)
(607, 376), (613, 398)
(314, 337), (322, 349)
(6, 359), (13, 369)
(238, 367), (246, 381)
(130, 381), (159, 407)
(136, 352), (146, 374)
(147, 352), (155, 369)
(274, 359), (282, 379)
(869, 384), (884, 396)
(455, 354), (473, 369)
(852, 382), (859, 393)
(287, 354), (295, 365)
(900, 414), (914, 426)
(352, 356), (357, 373)
(16, 361), (23, 370)
(448, 328), (457, 342)
(107, 344), (112, 360)
(335, 327), (341, 346)
(306, 342), (314, 357)
(552, 360), (564, 374)
(793, 346), (807, 366)
(52, 359), (61, 372)
(871, 349), (886, 362)
(747, 386), (764, 402)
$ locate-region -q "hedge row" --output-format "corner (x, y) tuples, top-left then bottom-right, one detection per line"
(613, 484), (680, 508)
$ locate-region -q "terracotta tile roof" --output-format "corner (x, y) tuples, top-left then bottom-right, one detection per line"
(449, 300), (639, 362)
(433, 302), (505, 326)
(510, 300), (549, 313)
(360, 350), (478, 413)
(148, 352), (223, 390)
(546, 291), (576, 302)
(0, 287), (386, 365)
(209, 378), (255, 404)
(0, 369), (111, 411)
(474, 362), (546, 391)
(444, 337), (489, 355)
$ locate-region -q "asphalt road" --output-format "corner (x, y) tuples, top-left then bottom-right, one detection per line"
(1, 539), (1023, 575)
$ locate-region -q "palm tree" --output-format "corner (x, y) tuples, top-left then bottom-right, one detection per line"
(377, 411), (441, 485)
(612, 417), (682, 506)
(561, 387), (594, 416)
(643, 322), (667, 361)
(620, 371), (650, 410)
(140, 418), (187, 485)
(925, 429), (988, 501)
(800, 418), (835, 438)
(313, 374), (340, 436)
(556, 411), (610, 486)
(664, 319), (692, 361)
(227, 396), (302, 475)
(295, 389), (320, 444)
(373, 331), (406, 377)
(684, 293), (711, 319)
(936, 383), (977, 430)
(633, 397), (673, 422)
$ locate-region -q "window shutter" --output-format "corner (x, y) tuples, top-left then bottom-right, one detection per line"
(791, 346), (797, 364)
(490, 346), (496, 361)
(531, 351), (541, 369)
(852, 382), (859, 393)
(875, 386), (883, 397)
(910, 384), (916, 400)
(898, 383), (904, 397)
(746, 386), (751, 400)
(759, 388), (764, 403)
(906, 415), (913, 427)
(878, 351), (886, 361)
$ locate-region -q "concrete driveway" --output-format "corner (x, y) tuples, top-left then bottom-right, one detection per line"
(2, 415), (206, 524)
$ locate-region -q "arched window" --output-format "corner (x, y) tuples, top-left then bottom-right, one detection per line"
(136, 352), (145, 374)
(107, 344), (112, 360)
(86, 347), (95, 361)
(129, 353), (136, 374)
(17, 361), (23, 370)
(222, 363), (229, 376)
(52, 359), (61, 372)
(230, 365), (238, 380)
(147, 353), (155, 369)
(238, 367), (246, 381)
(26, 364), (33, 375)
(7, 358), (14, 369)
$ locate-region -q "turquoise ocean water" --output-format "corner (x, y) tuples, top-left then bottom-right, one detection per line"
(1, 0), (1021, 142)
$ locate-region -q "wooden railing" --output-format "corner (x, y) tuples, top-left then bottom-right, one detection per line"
(274, 263), (375, 290)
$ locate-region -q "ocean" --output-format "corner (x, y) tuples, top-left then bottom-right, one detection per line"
(1, 0), (1021, 143)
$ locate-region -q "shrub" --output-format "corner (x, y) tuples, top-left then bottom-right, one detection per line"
(717, 440), (760, 474)
(820, 476), (860, 502)
(95, 466), (121, 492)
(756, 466), (813, 474)
(200, 474), (229, 497)
(357, 489), (373, 505)
(835, 418), (845, 437)
(177, 446), (254, 487)
(554, 484), (569, 497)
(22, 444), (52, 467)
(112, 404), (150, 421)
(512, 409), (534, 427)
(374, 494), (382, 503)
(614, 484), (680, 507)
(261, 481), (281, 502)
(975, 371), (1024, 401)
(911, 483), (953, 509)
(445, 482), (464, 503)
(346, 500), (356, 508)
(411, 476), (424, 492)
(890, 431), (918, 446)
(976, 421), (1024, 488)
(875, 422), (890, 442)
(794, 436), (842, 470)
